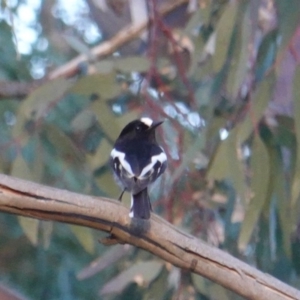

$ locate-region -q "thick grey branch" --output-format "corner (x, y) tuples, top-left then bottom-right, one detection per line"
(0, 174), (299, 300)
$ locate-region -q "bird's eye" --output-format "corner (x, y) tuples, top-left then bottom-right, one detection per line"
(136, 125), (141, 132)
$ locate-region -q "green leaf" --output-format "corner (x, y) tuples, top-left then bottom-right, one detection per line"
(275, 0), (300, 63)
(195, 79), (213, 107)
(91, 104), (138, 142)
(114, 109), (140, 129)
(212, 1), (238, 73)
(95, 169), (121, 198)
(207, 133), (234, 180)
(170, 133), (206, 185)
(275, 156), (291, 257)
(291, 66), (300, 208)
(207, 128), (245, 198)
(24, 79), (73, 120)
(192, 274), (210, 297)
(64, 34), (92, 56)
(209, 284), (230, 300)
(188, 34), (205, 77)
(71, 109), (95, 132)
(100, 261), (163, 296)
(144, 267), (171, 300)
(226, 2), (254, 100)
(86, 138), (111, 170)
(192, 274), (230, 300)
(70, 73), (120, 100)
(238, 135), (270, 251)
(11, 151), (40, 182)
(95, 57), (154, 74)
(89, 100), (119, 142)
(41, 221), (53, 249)
(77, 245), (131, 280)
(184, 8), (203, 35)
(114, 56), (150, 73)
(18, 216), (39, 246)
(255, 30), (277, 82)
(12, 79), (74, 137)
(42, 124), (85, 166)
(69, 225), (95, 254)
(95, 60), (114, 74)
(276, 116), (296, 148)
(237, 73), (275, 143)
(292, 238), (300, 276)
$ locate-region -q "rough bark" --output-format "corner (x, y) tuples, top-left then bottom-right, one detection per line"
(0, 174), (299, 300)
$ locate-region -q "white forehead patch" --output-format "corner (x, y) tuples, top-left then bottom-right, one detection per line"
(140, 117), (153, 127)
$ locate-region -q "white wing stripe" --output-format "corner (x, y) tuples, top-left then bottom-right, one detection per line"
(111, 148), (134, 176)
(139, 152), (167, 178)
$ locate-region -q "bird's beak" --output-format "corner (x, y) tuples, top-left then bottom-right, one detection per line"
(150, 120), (164, 130)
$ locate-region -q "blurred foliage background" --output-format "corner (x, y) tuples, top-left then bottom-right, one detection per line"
(0, 0), (300, 299)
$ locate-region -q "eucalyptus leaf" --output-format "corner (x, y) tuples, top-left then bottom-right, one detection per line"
(255, 30), (277, 82)
(276, 157), (292, 257)
(77, 245), (132, 280)
(212, 1), (238, 73)
(226, 2), (254, 100)
(24, 79), (73, 120)
(86, 138), (111, 171)
(89, 100), (120, 142)
(114, 56), (150, 73)
(207, 128), (245, 199)
(290, 67), (300, 208)
(184, 8), (203, 36)
(69, 225), (95, 254)
(238, 135), (270, 251)
(191, 274), (210, 297)
(70, 73), (120, 100)
(100, 261), (163, 296)
(209, 284), (230, 300)
(275, 0), (300, 65)
(18, 216), (39, 246)
(11, 149), (43, 183)
(95, 60), (114, 74)
(42, 123), (84, 166)
(237, 73), (275, 143)
(95, 169), (121, 198)
(41, 221), (53, 250)
(12, 79), (74, 137)
(144, 267), (170, 300)
(91, 104), (138, 143)
(71, 109), (96, 132)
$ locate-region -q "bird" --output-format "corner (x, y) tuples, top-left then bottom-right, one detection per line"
(110, 117), (167, 219)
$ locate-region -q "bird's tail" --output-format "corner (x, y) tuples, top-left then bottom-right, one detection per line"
(130, 188), (152, 219)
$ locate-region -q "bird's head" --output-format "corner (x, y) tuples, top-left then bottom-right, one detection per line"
(117, 118), (163, 141)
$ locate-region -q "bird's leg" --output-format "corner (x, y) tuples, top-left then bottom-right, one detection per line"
(118, 189), (126, 201)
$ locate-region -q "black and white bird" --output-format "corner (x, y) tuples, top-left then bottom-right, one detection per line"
(110, 117), (167, 219)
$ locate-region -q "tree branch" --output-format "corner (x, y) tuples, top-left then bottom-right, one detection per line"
(48, 0), (189, 80)
(0, 80), (46, 99)
(0, 174), (298, 300)
(0, 0), (189, 99)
